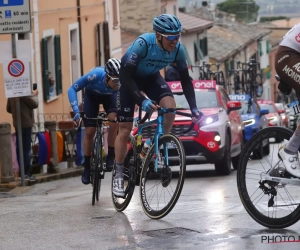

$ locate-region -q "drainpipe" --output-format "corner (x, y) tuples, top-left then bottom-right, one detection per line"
(32, 0), (45, 131)
(77, 0), (84, 100)
(161, 1), (168, 13)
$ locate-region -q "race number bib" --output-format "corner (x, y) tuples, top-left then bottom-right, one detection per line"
(288, 100), (300, 115)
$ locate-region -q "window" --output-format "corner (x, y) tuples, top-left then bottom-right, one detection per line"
(41, 34), (62, 101)
(194, 37), (208, 62)
(225, 60), (230, 78)
(112, 0), (118, 28)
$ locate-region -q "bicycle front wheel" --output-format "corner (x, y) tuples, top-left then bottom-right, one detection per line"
(237, 127), (300, 228)
(139, 134), (186, 219)
(91, 136), (102, 205)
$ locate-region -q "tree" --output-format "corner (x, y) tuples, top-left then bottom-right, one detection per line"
(217, 0), (260, 23)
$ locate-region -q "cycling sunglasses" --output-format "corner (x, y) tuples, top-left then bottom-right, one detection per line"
(107, 74), (120, 85)
(159, 33), (181, 41)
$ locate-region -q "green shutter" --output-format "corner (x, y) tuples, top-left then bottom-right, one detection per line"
(230, 59), (234, 70)
(173, 5), (176, 16)
(54, 35), (62, 95)
(182, 44), (192, 66)
(225, 60), (229, 78)
(259, 42), (263, 56)
(203, 37), (208, 57)
(266, 40), (271, 53)
(41, 38), (49, 101)
(194, 41), (204, 61)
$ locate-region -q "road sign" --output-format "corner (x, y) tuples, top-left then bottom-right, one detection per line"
(3, 58), (31, 98)
(0, 0), (31, 34)
(8, 59), (25, 77)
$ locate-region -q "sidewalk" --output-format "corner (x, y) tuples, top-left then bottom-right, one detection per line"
(0, 167), (83, 191)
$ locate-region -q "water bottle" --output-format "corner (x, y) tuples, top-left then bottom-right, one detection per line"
(140, 138), (152, 159)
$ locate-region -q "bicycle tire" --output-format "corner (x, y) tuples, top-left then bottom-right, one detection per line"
(237, 127), (300, 228)
(139, 134), (186, 219)
(218, 71), (226, 87)
(111, 148), (136, 212)
(199, 70), (204, 80)
(255, 74), (263, 98)
(92, 136), (101, 205)
(242, 71), (251, 94)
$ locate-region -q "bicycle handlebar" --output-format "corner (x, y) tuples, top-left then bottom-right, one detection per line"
(136, 105), (199, 134)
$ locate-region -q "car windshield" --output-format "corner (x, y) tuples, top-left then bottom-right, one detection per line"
(275, 103), (284, 110)
(173, 90), (219, 109)
(238, 102), (253, 114)
(259, 104), (274, 113)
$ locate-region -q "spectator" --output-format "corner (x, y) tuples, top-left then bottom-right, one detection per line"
(48, 71), (55, 97)
(6, 89), (39, 181)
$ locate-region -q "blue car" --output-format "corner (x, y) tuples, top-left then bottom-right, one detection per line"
(229, 94), (269, 142)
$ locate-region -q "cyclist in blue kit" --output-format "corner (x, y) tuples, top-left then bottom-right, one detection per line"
(68, 58), (121, 185)
(113, 14), (202, 197)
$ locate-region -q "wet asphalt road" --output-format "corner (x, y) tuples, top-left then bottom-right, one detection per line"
(1, 163), (300, 250)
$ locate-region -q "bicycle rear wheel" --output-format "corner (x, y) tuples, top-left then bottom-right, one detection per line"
(237, 127), (300, 228)
(140, 134), (186, 219)
(112, 148), (136, 212)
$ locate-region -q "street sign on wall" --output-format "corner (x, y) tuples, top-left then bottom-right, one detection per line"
(0, 0), (31, 34)
(3, 58), (31, 98)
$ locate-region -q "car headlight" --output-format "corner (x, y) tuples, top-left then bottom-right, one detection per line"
(243, 119), (255, 127)
(200, 114), (219, 126)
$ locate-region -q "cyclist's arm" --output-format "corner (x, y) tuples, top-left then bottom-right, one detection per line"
(121, 38), (148, 105)
(68, 69), (97, 113)
(175, 46), (197, 110)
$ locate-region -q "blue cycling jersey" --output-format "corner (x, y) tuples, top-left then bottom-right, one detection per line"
(68, 66), (117, 113)
(122, 33), (188, 77)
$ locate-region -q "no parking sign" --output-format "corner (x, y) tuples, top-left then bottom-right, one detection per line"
(3, 58), (31, 98)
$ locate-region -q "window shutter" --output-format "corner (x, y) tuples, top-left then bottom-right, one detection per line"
(173, 5), (177, 16)
(41, 38), (49, 101)
(203, 37), (208, 57)
(230, 59), (234, 70)
(54, 35), (62, 95)
(225, 60), (229, 78)
(259, 42), (263, 56)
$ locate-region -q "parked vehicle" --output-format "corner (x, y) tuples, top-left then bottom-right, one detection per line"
(257, 100), (284, 127)
(275, 103), (289, 128)
(229, 94), (269, 143)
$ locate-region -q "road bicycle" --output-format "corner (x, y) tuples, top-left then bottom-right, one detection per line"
(77, 112), (115, 205)
(228, 68), (243, 94)
(210, 62), (226, 87)
(241, 59), (263, 98)
(191, 61), (212, 80)
(237, 75), (300, 228)
(111, 105), (199, 219)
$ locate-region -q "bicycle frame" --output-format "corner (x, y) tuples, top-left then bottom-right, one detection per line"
(136, 108), (171, 172)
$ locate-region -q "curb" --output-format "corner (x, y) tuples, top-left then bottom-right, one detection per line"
(0, 167), (83, 191)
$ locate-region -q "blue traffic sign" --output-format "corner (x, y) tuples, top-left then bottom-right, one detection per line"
(5, 10), (11, 18)
(0, 0), (24, 7)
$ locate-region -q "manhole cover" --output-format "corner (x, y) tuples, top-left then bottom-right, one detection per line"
(91, 216), (111, 220)
(139, 227), (200, 238)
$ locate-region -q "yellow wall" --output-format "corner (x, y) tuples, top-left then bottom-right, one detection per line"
(0, 0), (121, 128)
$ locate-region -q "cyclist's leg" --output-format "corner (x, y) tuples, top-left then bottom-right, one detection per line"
(113, 86), (136, 196)
(145, 73), (175, 134)
(102, 93), (118, 171)
(82, 90), (99, 184)
(276, 46), (300, 177)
